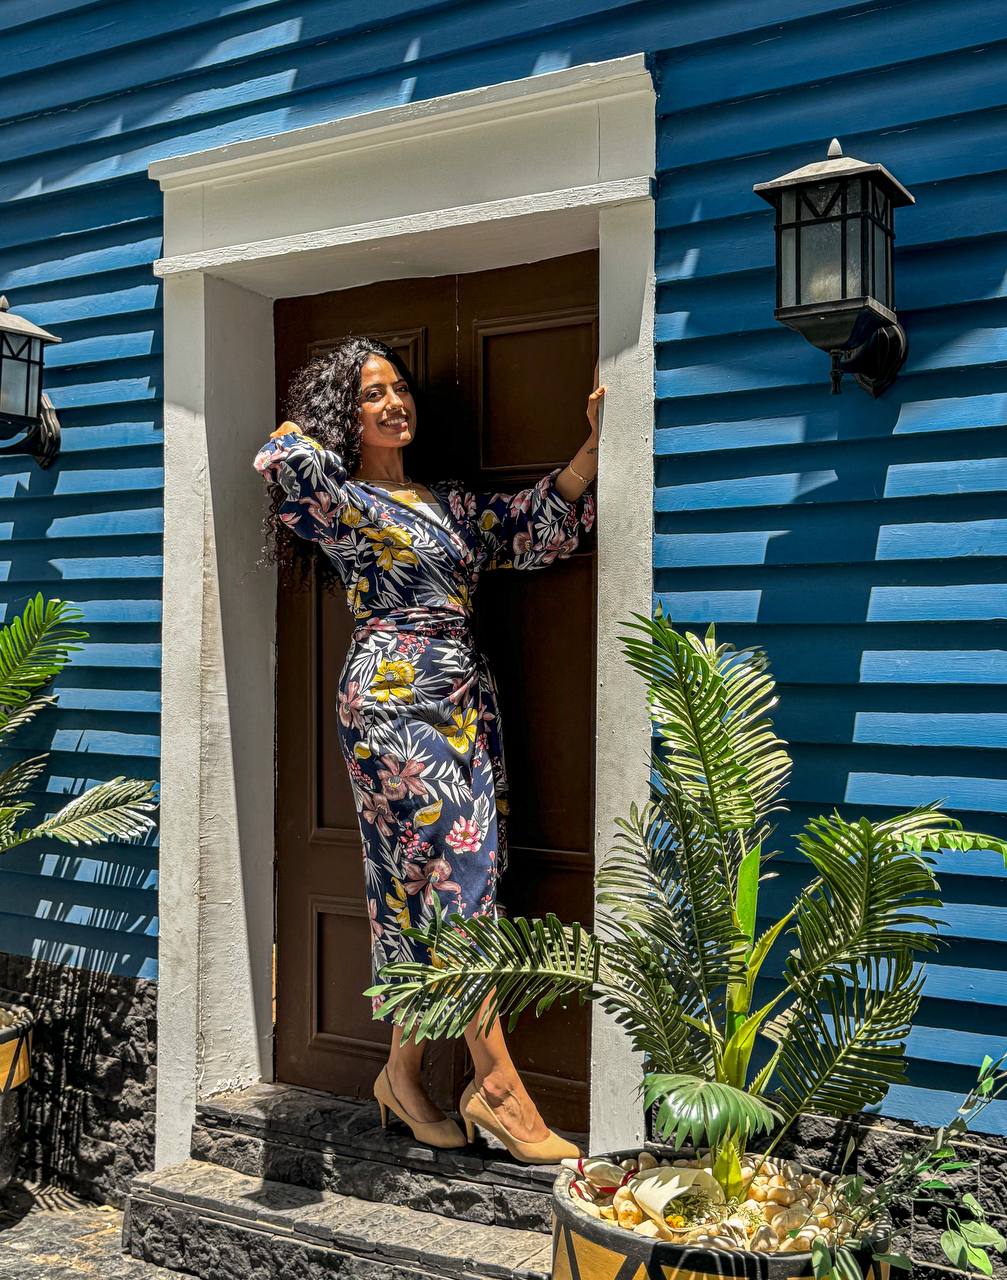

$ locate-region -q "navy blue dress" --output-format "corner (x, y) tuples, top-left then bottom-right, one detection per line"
(254, 424), (594, 1009)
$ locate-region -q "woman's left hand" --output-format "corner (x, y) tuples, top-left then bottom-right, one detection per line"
(586, 384), (606, 437)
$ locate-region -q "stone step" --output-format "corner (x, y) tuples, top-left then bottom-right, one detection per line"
(191, 1082), (578, 1234)
(125, 1158), (554, 1280)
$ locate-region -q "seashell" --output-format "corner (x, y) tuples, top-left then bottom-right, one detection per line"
(629, 1166), (725, 1228)
(561, 1158), (628, 1190)
(725, 1216), (751, 1236)
(637, 1151), (658, 1171)
(750, 1225), (777, 1251)
(617, 1203), (644, 1230)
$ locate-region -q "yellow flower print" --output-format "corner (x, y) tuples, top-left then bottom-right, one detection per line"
(414, 799), (443, 827)
(495, 794), (510, 816)
(349, 576), (370, 617)
(437, 707), (478, 753)
(371, 659), (416, 703)
(385, 879), (410, 929)
(362, 525), (419, 571)
(479, 509), (499, 532)
(342, 506), (362, 528)
(447, 583), (473, 613)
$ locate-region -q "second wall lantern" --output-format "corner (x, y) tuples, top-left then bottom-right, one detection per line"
(753, 138), (914, 397)
(0, 295), (62, 467)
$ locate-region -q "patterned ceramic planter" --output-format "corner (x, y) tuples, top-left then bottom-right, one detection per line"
(551, 1151), (890, 1280)
(0, 1001), (32, 1192)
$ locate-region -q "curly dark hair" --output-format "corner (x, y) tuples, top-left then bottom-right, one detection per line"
(258, 336), (420, 597)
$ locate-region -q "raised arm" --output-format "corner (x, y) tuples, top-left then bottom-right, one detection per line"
(252, 420), (349, 544)
(473, 383), (603, 570)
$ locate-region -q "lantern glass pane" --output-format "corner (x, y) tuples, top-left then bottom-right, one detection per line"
(873, 222), (888, 305)
(846, 215), (863, 295)
(781, 228), (797, 306)
(847, 179), (862, 213)
(28, 361), (39, 415)
(782, 189), (796, 222)
(30, 339), (40, 360)
(802, 182), (840, 220)
(800, 220), (842, 304)
(0, 357), (29, 417)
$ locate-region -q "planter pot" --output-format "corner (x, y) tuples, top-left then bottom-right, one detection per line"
(551, 1151), (889, 1280)
(0, 1001), (33, 1192)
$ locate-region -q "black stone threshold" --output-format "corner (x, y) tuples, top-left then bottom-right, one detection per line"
(124, 1159), (553, 1280)
(191, 1082), (583, 1234)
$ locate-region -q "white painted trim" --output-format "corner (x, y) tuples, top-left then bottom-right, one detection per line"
(153, 179), (652, 279)
(150, 55), (651, 189)
(151, 55), (655, 1166)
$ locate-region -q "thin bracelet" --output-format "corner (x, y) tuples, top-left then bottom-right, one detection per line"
(567, 461), (591, 484)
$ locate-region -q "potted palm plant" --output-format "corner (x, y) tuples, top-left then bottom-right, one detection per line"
(368, 610), (1007, 1280)
(0, 593), (158, 1190)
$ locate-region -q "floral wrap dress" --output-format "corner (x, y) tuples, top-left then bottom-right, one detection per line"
(253, 425), (595, 1009)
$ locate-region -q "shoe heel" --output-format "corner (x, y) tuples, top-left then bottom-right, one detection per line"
(463, 1115), (476, 1143)
(377, 1098), (388, 1128)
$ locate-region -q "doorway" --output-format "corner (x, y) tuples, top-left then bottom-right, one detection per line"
(272, 251), (599, 1132)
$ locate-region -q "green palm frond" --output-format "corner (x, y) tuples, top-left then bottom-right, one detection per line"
(599, 790), (745, 1012)
(0, 693), (58, 746)
(768, 954), (924, 1128)
(0, 594), (86, 720)
(4, 776), (159, 853)
(367, 908), (602, 1041)
(790, 814), (943, 988)
(644, 1072), (778, 1150)
(867, 804), (1007, 864)
(619, 612), (791, 849)
(598, 925), (713, 1076)
(649, 764), (749, 1004)
(598, 799), (693, 960)
(0, 753), (49, 802)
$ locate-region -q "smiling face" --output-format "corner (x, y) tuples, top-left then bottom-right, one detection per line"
(357, 355), (417, 453)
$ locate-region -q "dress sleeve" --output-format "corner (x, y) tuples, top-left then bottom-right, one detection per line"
(252, 422), (349, 544)
(473, 466), (595, 570)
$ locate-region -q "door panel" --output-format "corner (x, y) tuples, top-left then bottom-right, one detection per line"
(274, 251), (598, 1129)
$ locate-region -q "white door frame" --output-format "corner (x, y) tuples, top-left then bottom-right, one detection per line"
(149, 53), (656, 1166)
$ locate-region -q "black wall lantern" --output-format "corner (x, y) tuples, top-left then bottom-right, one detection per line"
(753, 139), (914, 397)
(0, 295), (62, 467)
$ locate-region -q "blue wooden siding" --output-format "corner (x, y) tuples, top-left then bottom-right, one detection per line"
(651, 6), (1007, 1131)
(0, 1), (1003, 1129)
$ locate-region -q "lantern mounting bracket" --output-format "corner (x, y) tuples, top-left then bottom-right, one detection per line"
(0, 392), (62, 468)
(829, 318), (908, 398)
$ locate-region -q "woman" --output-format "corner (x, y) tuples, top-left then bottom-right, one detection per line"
(254, 335), (602, 1162)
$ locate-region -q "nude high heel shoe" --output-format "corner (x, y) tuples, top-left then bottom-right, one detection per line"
(373, 1066), (467, 1150)
(459, 1079), (582, 1164)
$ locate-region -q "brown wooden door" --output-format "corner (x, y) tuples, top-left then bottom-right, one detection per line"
(273, 251), (597, 1131)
